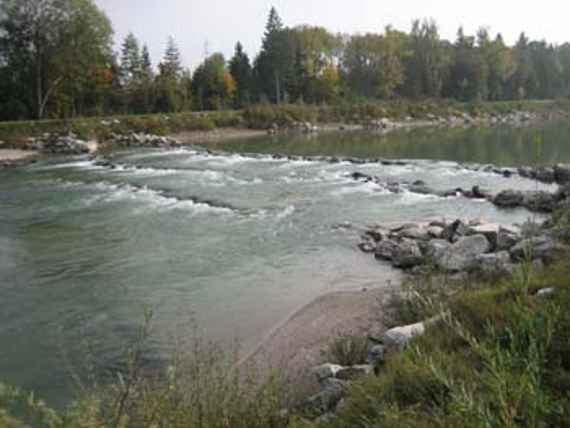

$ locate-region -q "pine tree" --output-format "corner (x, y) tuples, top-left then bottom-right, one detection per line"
(120, 33), (142, 86)
(229, 42), (252, 108)
(254, 7), (290, 104)
(161, 36), (182, 79)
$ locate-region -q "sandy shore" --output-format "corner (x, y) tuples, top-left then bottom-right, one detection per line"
(0, 149), (37, 162)
(243, 285), (396, 377)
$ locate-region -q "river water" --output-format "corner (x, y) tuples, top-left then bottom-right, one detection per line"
(0, 121), (567, 408)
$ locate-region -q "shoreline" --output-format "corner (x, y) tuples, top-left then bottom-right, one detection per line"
(241, 282), (398, 376)
(0, 149), (37, 162)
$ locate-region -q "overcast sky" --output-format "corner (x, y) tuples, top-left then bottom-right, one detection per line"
(94, 0), (570, 70)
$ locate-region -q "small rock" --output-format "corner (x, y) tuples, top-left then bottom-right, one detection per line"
(312, 364), (344, 382)
(336, 365), (374, 381)
(536, 287), (555, 297)
(367, 344), (385, 366)
(358, 242), (376, 253)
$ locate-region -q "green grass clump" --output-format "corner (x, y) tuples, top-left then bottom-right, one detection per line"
(305, 251), (570, 428)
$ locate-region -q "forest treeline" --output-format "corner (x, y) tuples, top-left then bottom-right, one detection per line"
(2, 0), (570, 121)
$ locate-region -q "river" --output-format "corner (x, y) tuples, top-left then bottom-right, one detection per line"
(0, 121), (566, 408)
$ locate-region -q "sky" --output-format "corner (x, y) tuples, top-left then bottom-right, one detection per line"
(94, 0), (570, 70)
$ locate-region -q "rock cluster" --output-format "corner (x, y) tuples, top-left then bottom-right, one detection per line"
(428, 110), (537, 127)
(307, 345), (382, 415)
(350, 169), (570, 214)
(364, 118), (398, 130)
(519, 164), (570, 185)
(268, 121), (319, 135)
(29, 133), (91, 155)
(359, 218), (568, 276)
(104, 133), (180, 148)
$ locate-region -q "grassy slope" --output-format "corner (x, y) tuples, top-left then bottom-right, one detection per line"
(306, 248), (570, 426)
(1, 99), (569, 142)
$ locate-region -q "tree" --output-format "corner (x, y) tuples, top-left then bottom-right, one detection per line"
(343, 28), (407, 99)
(155, 37), (184, 112)
(229, 42), (253, 108)
(0, 0), (113, 119)
(405, 19), (449, 98)
(254, 7), (291, 104)
(446, 27), (488, 101)
(120, 33), (141, 85)
(193, 53), (234, 110)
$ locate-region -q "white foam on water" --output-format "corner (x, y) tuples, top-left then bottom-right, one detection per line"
(396, 190), (446, 205)
(123, 148), (194, 160)
(37, 160), (104, 171)
(52, 179), (234, 217)
(331, 181), (388, 196)
(275, 205), (296, 220)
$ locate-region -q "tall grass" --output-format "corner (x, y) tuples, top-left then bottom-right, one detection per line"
(0, 311), (292, 428)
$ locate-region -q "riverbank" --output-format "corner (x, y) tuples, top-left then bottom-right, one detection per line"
(0, 99), (569, 145)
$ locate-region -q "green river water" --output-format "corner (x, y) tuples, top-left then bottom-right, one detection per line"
(0, 121), (568, 408)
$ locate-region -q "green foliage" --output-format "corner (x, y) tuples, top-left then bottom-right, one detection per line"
(311, 253), (570, 428)
(324, 335), (369, 367)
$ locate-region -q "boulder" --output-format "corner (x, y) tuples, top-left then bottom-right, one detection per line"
(468, 224), (500, 250)
(398, 226), (431, 241)
(493, 190), (524, 208)
(474, 251), (513, 277)
(425, 239), (452, 261)
(523, 191), (558, 213)
(427, 226), (444, 239)
(434, 235), (491, 272)
(554, 164), (570, 184)
(391, 239), (424, 269)
(441, 219), (470, 242)
(496, 227), (521, 251)
(364, 229), (387, 242)
(535, 167), (556, 183)
(510, 236), (568, 263)
(375, 239), (399, 261)
(383, 321), (425, 351)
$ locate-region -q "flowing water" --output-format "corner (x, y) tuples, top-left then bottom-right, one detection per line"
(0, 121), (568, 408)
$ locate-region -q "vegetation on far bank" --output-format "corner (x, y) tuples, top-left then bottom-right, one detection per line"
(4, 1), (570, 123)
(1, 98), (569, 144)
